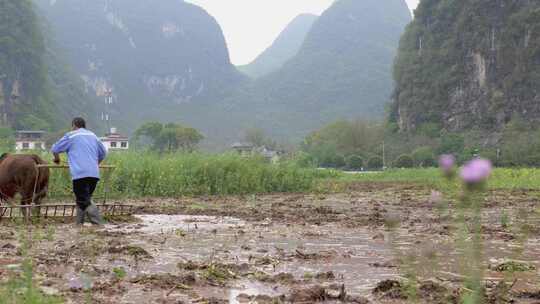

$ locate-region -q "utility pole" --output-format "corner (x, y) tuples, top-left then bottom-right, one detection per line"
(102, 89), (113, 133)
(382, 140), (386, 170)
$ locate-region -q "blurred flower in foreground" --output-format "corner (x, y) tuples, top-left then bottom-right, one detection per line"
(460, 158), (492, 185)
(438, 154), (456, 177)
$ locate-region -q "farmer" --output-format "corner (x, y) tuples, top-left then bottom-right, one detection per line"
(51, 117), (108, 225)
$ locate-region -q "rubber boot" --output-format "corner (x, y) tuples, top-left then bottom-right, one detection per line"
(75, 207), (86, 225)
(85, 203), (105, 225)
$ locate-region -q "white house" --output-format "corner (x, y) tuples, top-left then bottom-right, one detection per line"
(258, 146), (281, 164)
(100, 128), (129, 151)
(15, 131), (46, 151)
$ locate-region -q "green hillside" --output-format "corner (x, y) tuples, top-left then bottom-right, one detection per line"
(0, 0), (97, 131)
(34, 0), (244, 134)
(391, 0), (540, 134)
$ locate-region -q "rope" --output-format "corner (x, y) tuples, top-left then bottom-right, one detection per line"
(31, 165), (40, 205)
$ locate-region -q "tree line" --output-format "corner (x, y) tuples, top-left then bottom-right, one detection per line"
(297, 117), (540, 170)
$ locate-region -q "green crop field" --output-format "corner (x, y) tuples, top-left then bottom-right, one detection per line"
(46, 152), (340, 199)
(44, 153), (540, 200)
(339, 168), (540, 190)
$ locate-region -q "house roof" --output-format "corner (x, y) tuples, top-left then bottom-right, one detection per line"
(101, 136), (129, 142)
(256, 146), (279, 158)
(231, 142), (254, 149)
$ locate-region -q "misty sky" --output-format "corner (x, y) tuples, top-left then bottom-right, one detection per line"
(187, 0), (420, 65)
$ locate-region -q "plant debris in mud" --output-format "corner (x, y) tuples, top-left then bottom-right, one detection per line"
(66, 239), (107, 258)
(294, 249), (336, 260)
(515, 289), (540, 300)
(255, 272), (297, 284)
(130, 273), (196, 290)
(236, 294), (284, 304)
(486, 281), (514, 304)
(369, 260), (398, 268)
(250, 255), (280, 266)
(108, 245), (152, 259)
(177, 261), (247, 285)
(373, 279), (463, 303)
(288, 284), (367, 303)
(201, 263), (239, 285)
(198, 297), (228, 304)
(314, 271), (336, 281)
(178, 261), (249, 273)
(289, 285), (329, 302)
(417, 280), (450, 303)
(372, 280), (407, 299)
(491, 260), (536, 272)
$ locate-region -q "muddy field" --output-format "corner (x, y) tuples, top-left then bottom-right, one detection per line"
(2, 183), (540, 303)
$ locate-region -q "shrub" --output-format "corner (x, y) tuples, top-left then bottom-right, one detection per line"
(320, 154), (345, 168)
(346, 155), (364, 171)
(333, 154), (346, 168)
(438, 133), (465, 155)
(412, 147), (435, 167)
(309, 144), (345, 168)
(367, 156), (383, 170)
(295, 151), (316, 168)
(479, 149), (499, 167)
(416, 123), (441, 138)
(394, 154), (414, 168)
(526, 154), (540, 168)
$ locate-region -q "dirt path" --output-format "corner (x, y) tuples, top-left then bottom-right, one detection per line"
(1, 183), (540, 303)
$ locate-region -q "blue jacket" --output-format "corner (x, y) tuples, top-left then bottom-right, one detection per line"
(51, 128), (107, 180)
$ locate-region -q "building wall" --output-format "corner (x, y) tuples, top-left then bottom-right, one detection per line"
(15, 141), (45, 151)
(103, 140), (129, 150)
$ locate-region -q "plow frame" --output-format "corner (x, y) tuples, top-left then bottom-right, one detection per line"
(0, 204), (135, 219)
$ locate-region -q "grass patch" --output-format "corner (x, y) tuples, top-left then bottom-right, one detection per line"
(339, 168), (540, 190)
(112, 267), (127, 280)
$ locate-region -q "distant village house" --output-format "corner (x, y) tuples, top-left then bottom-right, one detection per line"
(231, 142), (255, 157)
(231, 142), (281, 163)
(15, 131), (46, 151)
(100, 127), (129, 151)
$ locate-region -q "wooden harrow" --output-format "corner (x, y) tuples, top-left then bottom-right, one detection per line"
(0, 164), (135, 220)
(0, 204), (135, 219)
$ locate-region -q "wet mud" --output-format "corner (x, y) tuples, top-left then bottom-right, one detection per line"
(1, 183), (540, 303)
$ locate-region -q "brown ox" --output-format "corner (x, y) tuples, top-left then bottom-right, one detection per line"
(0, 154), (50, 211)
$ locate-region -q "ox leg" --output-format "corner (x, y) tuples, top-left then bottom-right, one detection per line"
(32, 187), (48, 218)
(20, 194), (33, 220)
(21, 192), (41, 219)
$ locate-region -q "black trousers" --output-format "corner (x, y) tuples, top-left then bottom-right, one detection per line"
(73, 177), (99, 210)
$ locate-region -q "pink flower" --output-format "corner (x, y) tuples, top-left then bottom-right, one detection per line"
(438, 154), (455, 174)
(459, 158), (492, 184)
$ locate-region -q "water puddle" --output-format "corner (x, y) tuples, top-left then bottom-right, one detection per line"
(103, 214), (400, 299)
(108, 214), (246, 234)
